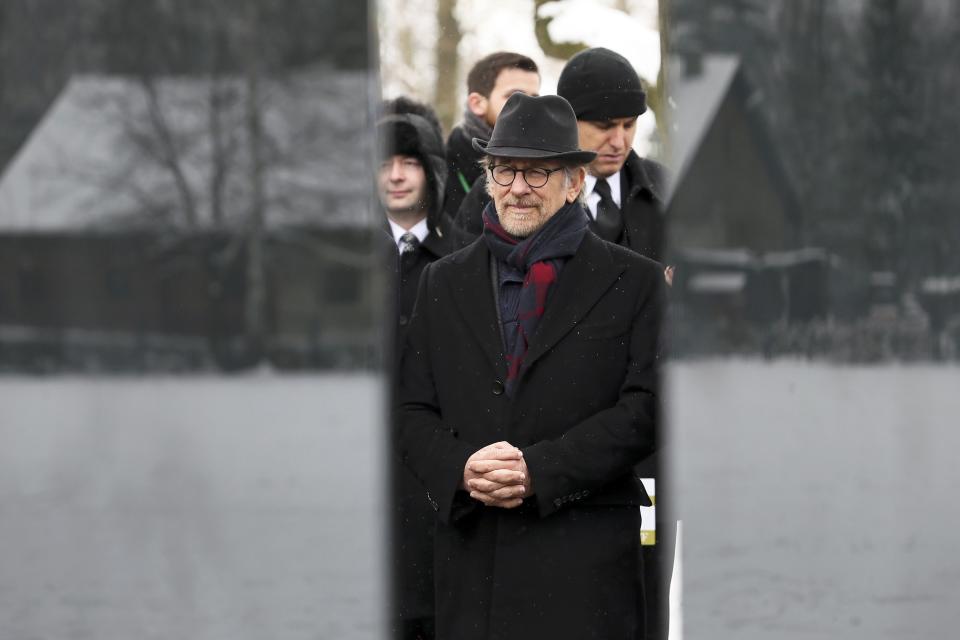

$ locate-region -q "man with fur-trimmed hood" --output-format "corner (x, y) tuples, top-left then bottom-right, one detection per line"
(378, 97), (464, 329)
(378, 96), (463, 640)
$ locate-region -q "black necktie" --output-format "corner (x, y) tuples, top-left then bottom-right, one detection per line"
(398, 231), (420, 256)
(590, 178), (623, 243)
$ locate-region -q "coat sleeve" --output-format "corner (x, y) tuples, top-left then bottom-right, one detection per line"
(396, 262), (479, 525)
(522, 262), (665, 518)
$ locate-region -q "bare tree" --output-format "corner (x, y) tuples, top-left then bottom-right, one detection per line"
(434, 0), (462, 133)
(62, 0), (371, 366)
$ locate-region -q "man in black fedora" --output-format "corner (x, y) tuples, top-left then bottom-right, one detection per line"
(397, 92), (664, 640)
(453, 49), (667, 265)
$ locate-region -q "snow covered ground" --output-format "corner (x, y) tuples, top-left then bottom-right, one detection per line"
(0, 373), (386, 639)
(669, 359), (960, 639)
(3, 361), (959, 638)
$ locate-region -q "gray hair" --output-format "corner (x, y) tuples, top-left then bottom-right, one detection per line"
(562, 166), (587, 204)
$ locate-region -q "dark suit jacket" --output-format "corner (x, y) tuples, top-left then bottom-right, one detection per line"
(397, 232), (664, 639)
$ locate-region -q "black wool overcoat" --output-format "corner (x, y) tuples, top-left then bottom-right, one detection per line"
(398, 231), (664, 640)
(388, 222), (468, 627)
(617, 150), (667, 264)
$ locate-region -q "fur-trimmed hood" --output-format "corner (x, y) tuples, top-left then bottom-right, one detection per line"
(377, 112), (449, 234)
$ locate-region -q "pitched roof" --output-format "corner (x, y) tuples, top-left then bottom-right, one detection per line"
(664, 54), (740, 202)
(664, 53), (799, 225)
(0, 65), (374, 232)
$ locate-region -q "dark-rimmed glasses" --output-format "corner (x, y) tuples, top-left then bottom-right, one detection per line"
(488, 164), (565, 188)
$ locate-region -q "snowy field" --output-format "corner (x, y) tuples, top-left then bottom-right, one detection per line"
(0, 373), (386, 640)
(3, 362), (959, 639)
(669, 359), (960, 639)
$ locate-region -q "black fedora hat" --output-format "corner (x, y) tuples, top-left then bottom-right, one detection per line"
(472, 93), (597, 164)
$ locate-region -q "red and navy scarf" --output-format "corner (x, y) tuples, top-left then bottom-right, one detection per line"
(482, 200), (589, 396)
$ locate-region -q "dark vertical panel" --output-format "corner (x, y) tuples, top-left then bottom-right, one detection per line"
(667, 1), (960, 637)
(1, 1), (385, 638)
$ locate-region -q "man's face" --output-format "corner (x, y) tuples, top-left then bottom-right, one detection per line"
(487, 158), (584, 238)
(577, 116), (638, 178)
(377, 155), (428, 221)
(471, 68), (541, 128)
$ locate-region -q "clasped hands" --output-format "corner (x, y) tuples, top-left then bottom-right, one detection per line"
(461, 441), (532, 509)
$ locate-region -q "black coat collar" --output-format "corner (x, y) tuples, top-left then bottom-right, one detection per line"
(420, 226), (452, 259)
(446, 125), (476, 158)
(621, 150), (666, 204)
(446, 232), (625, 382)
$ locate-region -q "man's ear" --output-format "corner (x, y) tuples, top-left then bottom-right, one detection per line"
(566, 166), (586, 203)
(467, 92), (489, 118)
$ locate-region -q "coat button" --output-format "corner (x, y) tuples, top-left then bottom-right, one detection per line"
(398, 315), (409, 326)
(491, 379), (505, 395)
(553, 498), (563, 507)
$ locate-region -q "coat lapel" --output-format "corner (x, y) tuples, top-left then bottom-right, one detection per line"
(420, 228), (450, 260)
(520, 233), (625, 378)
(624, 151), (665, 204)
(444, 239), (505, 374)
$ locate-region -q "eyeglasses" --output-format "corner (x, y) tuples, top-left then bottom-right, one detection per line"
(488, 164), (565, 188)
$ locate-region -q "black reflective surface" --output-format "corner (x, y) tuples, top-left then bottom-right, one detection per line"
(1, 2), (385, 638)
(667, 1), (960, 637)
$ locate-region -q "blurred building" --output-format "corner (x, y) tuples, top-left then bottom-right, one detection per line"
(666, 53), (801, 253)
(664, 54), (832, 353)
(0, 67), (382, 372)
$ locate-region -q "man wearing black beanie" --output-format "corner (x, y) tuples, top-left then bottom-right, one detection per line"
(557, 47), (667, 264)
(558, 47), (673, 640)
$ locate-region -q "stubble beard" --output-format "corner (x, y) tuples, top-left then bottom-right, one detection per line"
(497, 197), (546, 238)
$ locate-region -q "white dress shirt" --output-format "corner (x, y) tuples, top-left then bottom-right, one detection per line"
(583, 173), (623, 220)
(388, 217), (429, 248)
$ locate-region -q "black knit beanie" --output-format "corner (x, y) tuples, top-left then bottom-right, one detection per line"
(557, 47), (647, 121)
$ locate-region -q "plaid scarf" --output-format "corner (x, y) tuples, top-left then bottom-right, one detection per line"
(482, 200), (589, 395)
